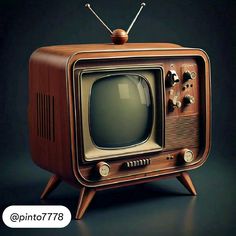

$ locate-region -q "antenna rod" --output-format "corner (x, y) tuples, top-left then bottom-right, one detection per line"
(127, 3), (146, 34)
(85, 3), (113, 34)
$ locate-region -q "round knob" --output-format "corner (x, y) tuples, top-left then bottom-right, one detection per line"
(111, 29), (128, 45)
(180, 149), (194, 163)
(96, 162), (110, 177)
(169, 97), (182, 110)
(166, 70), (180, 87)
(183, 71), (196, 82)
(184, 95), (195, 105)
(175, 101), (182, 108)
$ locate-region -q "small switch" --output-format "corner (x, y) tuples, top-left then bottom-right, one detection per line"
(183, 70), (196, 82)
(184, 95), (195, 105)
(169, 96), (182, 110)
(166, 70), (180, 87)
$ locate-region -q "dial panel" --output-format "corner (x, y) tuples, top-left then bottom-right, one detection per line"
(165, 62), (199, 115)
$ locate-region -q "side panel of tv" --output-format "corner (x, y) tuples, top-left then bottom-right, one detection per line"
(28, 49), (76, 183)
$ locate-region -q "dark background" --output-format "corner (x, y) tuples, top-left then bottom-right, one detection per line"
(0, 0), (235, 235)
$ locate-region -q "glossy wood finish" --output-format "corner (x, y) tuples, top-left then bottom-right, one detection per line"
(111, 29), (128, 44)
(70, 49), (210, 187)
(29, 48), (73, 183)
(79, 147), (200, 182)
(73, 57), (207, 186)
(29, 43), (211, 218)
(40, 175), (61, 199)
(76, 187), (96, 220)
(177, 172), (197, 195)
(42, 171), (196, 219)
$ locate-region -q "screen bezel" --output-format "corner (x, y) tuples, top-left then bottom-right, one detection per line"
(75, 65), (165, 162)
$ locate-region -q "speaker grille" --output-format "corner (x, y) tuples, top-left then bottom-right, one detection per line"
(165, 115), (199, 150)
(36, 92), (55, 141)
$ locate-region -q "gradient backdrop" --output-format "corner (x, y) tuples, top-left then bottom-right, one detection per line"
(0, 0), (235, 235)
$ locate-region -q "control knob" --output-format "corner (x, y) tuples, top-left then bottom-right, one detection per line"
(184, 94), (195, 105)
(96, 162), (110, 177)
(166, 70), (180, 87)
(169, 96), (182, 110)
(183, 71), (195, 82)
(180, 149), (194, 163)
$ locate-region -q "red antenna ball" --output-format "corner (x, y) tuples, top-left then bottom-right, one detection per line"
(111, 29), (128, 45)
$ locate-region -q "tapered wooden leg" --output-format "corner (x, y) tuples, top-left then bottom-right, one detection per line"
(40, 175), (61, 199)
(76, 187), (96, 220)
(177, 172), (197, 196)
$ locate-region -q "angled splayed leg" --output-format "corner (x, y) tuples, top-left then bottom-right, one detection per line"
(76, 187), (96, 220)
(40, 175), (61, 199)
(177, 172), (197, 196)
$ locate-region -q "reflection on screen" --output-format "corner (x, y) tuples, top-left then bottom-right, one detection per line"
(90, 74), (153, 148)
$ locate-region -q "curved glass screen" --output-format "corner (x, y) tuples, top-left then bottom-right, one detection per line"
(90, 74), (153, 148)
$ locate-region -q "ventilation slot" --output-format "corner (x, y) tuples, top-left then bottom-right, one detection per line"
(36, 92), (55, 141)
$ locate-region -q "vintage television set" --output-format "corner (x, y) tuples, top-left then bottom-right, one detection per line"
(28, 3), (211, 219)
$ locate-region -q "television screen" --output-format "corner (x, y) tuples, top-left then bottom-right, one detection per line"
(90, 74), (153, 148)
(79, 67), (164, 161)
